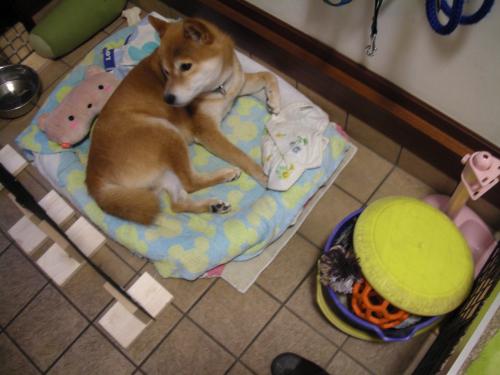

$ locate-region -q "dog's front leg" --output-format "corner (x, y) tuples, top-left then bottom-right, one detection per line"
(195, 119), (267, 186)
(240, 72), (280, 114)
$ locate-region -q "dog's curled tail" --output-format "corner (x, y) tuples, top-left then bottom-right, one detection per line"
(92, 184), (160, 225)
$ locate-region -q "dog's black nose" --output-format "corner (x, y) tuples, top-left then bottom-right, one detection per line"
(164, 94), (176, 105)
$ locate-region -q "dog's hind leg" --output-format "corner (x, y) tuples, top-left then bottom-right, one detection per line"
(194, 121), (268, 186)
(160, 170), (231, 214)
(167, 141), (241, 193)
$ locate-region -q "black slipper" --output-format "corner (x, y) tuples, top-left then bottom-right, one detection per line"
(271, 352), (329, 375)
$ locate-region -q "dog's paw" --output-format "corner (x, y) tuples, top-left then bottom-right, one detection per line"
(210, 200), (231, 214)
(266, 98), (280, 115)
(223, 167), (241, 182)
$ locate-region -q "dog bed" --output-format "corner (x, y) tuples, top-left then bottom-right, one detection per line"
(16, 15), (352, 280)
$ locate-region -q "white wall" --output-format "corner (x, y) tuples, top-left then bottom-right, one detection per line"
(247, 0), (500, 146)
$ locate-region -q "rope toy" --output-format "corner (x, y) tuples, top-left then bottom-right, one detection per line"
(351, 279), (410, 329)
(426, 0), (495, 35)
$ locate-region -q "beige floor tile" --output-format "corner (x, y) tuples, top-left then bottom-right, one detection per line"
(342, 332), (432, 375)
(241, 308), (337, 375)
(142, 317), (234, 375)
(0, 246), (47, 326)
(61, 264), (113, 320)
(0, 231), (10, 254)
(298, 185), (362, 249)
(398, 148), (456, 195)
(0, 192), (24, 231)
(142, 263), (214, 312)
(91, 245), (136, 287)
(346, 115), (401, 164)
(107, 240), (147, 271)
(97, 302), (182, 365)
(0, 333), (39, 375)
(38, 61), (70, 92)
(62, 32), (109, 67)
(335, 140), (393, 203)
(326, 350), (371, 375)
(368, 167), (435, 204)
(257, 235), (320, 302)
(48, 326), (134, 375)
(0, 107), (38, 144)
(7, 285), (88, 371)
(297, 84), (347, 127)
(189, 280), (280, 356)
(227, 361), (255, 375)
(125, 303), (182, 365)
(286, 273), (347, 347)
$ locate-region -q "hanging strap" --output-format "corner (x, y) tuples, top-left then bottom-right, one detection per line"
(365, 0), (384, 56)
(0, 163), (155, 321)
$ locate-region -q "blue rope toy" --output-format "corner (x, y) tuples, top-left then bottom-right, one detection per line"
(426, 0), (495, 35)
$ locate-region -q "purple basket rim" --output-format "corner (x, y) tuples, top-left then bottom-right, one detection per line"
(322, 208), (440, 342)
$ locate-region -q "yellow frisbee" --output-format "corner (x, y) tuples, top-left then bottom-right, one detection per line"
(353, 196), (474, 316)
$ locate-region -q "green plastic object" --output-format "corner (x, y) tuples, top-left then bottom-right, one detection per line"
(29, 0), (127, 59)
(353, 196), (474, 316)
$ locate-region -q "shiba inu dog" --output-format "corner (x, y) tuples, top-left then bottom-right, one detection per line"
(86, 16), (280, 225)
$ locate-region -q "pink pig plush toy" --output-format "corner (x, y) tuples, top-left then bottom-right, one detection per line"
(38, 65), (120, 148)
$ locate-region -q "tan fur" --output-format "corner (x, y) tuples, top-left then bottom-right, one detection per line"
(86, 17), (280, 225)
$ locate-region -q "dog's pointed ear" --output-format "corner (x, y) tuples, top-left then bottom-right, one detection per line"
(149, 16), (169, 37)
(183, 19), (213, 44)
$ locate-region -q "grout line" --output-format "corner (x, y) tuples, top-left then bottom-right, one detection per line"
(337, 348), (377, 375)
(331, 183), (365, 206)
(235, 262), (322, 371)
(42, 323), (93, 374)
(296, 231), (324, 252)
(136, 278), (219, 369)
(323, 346), (341, 373)
(186, 314), (237, 358)
(344, 113), (350, 131)
(2, 329), (45, 374)
(363, 163), (397, 205)
(2, 239), (139, 372)
(395, 145), (404, 165)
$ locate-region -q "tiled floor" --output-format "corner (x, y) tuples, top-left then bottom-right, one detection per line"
(0, 1), (498, 375)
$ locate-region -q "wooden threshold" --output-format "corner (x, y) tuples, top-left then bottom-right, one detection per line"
(163, 0), (500, 207)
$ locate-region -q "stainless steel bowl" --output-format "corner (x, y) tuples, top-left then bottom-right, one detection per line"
(0, 64), (41, 119)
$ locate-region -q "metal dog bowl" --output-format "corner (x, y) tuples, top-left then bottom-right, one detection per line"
(0, 64), (41, 119)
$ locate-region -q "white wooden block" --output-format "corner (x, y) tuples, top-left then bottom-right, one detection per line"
(0, 144), (28, 175)
(127, 272), (173, 318)
(98, 301), (148, 348)
(8, 216), (47, 254)
(36, 243), (81, 286)
(39, 190), (75, 226)
(65, 217), (106, 257)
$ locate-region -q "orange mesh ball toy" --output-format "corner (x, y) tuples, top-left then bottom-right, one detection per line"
(351, 280), (409, 329)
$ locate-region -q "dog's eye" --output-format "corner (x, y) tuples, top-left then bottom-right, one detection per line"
(98, 84), (104, 90)
(68, 115), (75, 121)
(180, 63), (192, 72)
